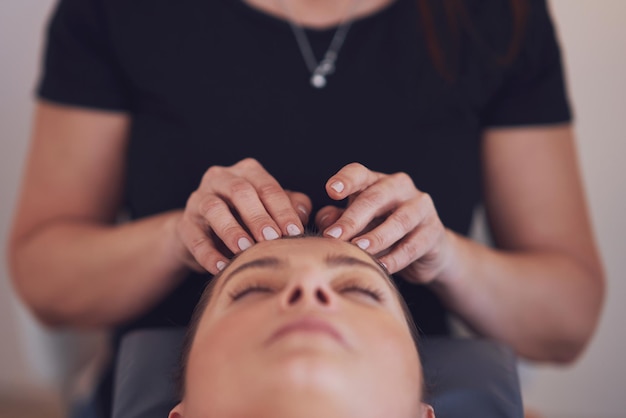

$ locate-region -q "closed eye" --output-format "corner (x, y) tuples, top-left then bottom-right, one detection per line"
(339, 285), (384, 302)
(229, 285), (274, 301)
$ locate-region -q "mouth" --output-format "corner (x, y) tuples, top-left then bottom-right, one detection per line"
(265, 317), (347, 347)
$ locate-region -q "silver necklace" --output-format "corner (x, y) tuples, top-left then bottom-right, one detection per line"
(277, 0), (360, 88)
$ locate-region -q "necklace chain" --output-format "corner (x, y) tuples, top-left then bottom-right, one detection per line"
(277, 0), (360, 88)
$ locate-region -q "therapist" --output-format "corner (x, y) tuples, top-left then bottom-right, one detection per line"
(8, 0), (604, 416)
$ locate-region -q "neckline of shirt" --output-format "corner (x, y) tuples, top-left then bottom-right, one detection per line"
(228, 0), (402, 34)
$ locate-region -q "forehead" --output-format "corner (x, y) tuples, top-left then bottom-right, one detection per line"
(224, 236), (382, 275)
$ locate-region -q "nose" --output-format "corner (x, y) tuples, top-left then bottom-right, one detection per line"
(280, 282), (334, 310)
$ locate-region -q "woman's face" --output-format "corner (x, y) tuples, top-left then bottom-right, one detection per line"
(170, 237), (432, 418)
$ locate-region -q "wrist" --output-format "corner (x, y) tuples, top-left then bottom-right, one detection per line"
(158, 209), (192, 275)
(429, 229), (466, 291)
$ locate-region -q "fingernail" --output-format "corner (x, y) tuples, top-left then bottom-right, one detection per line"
(326, 226), (342, 239)
(297, 205), (308, 217)
(238, 237), (252, 251)
(216, 261), (227, 271)
(355, 239), (370, 250)
(330, 181), (344, 193)
(287, 223), (301, 236)
(263, 226), (280, 240)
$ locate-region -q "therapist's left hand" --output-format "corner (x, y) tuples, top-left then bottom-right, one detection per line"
(315, 162), (456, 284)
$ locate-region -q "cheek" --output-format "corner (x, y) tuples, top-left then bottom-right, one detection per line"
(359, 313), (415, 352)
(186, 307), (272, 395)
(344, 313), (422, 415)
(358, 316), (422, 384)
(199, 307), (270, 359)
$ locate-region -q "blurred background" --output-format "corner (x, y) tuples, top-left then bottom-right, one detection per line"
(1, 1), (624, 417)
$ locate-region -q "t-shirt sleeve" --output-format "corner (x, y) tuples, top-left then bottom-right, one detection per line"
(482, 0), (572, 127)
(36, 0), (131, 111)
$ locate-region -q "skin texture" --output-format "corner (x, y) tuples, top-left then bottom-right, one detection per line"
(176, 158), (312, 274)
(8, 0), (604, 363)
(169, 237), (434, 418)
(314, 126), (605, 362)
(243, 0), (397, 28)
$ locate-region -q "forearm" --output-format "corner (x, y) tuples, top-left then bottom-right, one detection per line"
(9, 210), (189, 328)
(431, 230), (605, 363)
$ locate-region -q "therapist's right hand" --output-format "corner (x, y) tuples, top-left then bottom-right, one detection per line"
(174, 158), (311, 275)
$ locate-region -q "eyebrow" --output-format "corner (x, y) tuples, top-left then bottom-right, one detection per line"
(215, 257), (284, 296)
(216, 253), (392, 296)
(324, 254), (392, 286)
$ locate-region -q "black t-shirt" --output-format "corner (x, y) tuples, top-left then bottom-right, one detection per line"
(37, 0), (570, 411)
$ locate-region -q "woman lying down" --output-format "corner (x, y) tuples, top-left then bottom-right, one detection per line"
(170, 235), (436, 418)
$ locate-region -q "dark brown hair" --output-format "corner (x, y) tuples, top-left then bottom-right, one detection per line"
(418, 0), (529, 81)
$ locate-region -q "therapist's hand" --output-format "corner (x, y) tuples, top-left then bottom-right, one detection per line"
(316, 162), (455, 284)
(175, 158), (311, 274)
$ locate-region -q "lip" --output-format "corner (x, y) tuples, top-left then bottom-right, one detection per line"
(265, 317), (347, 347)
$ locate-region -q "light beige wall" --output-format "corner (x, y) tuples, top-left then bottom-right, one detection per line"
(519, 1), (626, 417)
(0, 0), (624, 416)
(0, 0), (57, 394)
(0, 0), (105, 401)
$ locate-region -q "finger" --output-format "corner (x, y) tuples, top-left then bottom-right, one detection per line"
(325, 162), (383, 201)
(245, 170), (307, 237)
(315, 206), (344, 231)
(191, 191), (255, 254)
(178, 215), (230, 275)
(350, 193), (430, 255)
(323, 173), (416, 241)
(210, 172), (285, 242)
(231, 159), (305, 238)
(286, 190), (313, 225)
(377, 220), (442, 277)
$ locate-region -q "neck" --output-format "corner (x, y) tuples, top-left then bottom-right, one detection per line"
(232, 380), (369, 418)
(244, 0), (393, 29)
(246, 395), (358, 418)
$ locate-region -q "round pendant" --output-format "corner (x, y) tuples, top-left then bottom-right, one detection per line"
(311, 74), (327, 88)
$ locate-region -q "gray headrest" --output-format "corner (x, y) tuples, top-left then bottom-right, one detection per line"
(112, 328), (523, 418)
